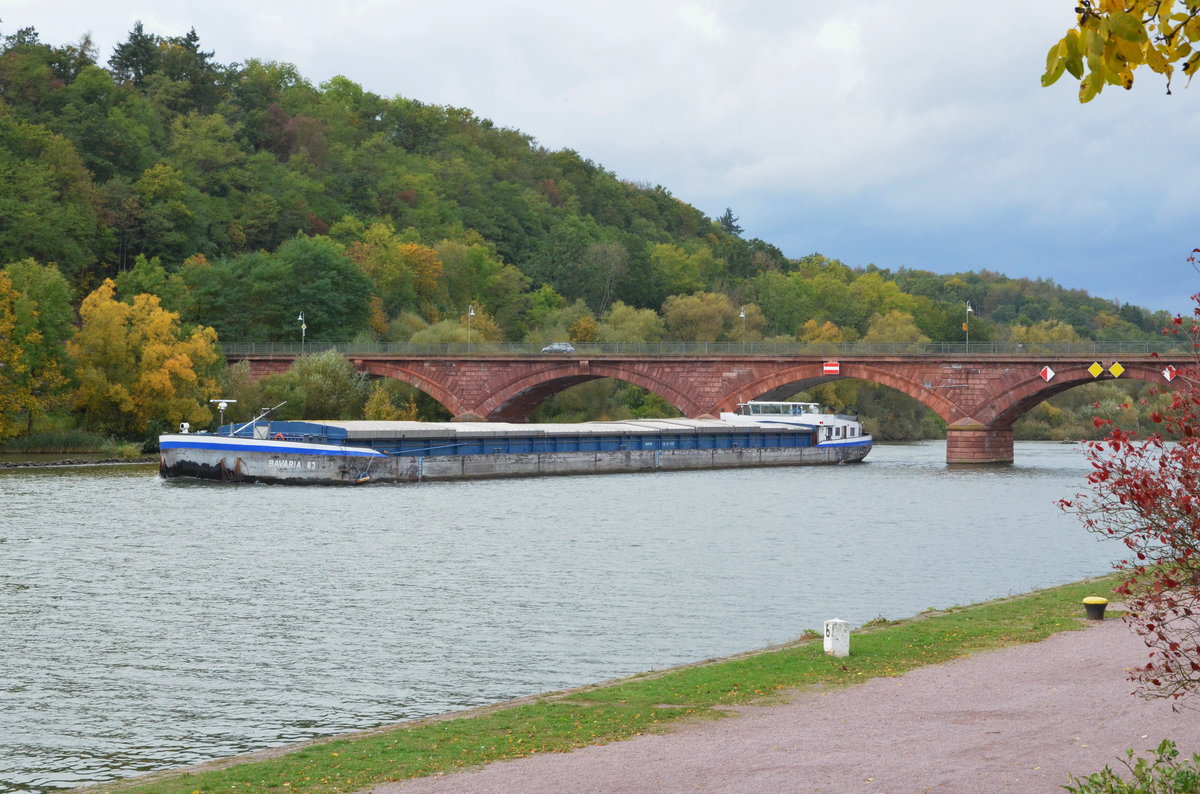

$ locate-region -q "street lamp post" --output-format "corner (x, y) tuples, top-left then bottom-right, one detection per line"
(297, 311), (307, 355)
(739, 307), (746, 353)
(964, 301), (973, 349)
(467, 304), (475, 353)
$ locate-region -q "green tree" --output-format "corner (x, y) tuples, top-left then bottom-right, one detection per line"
(1005, 319), (1081, 343)
(169, 112), (245, 196)
(649, 243), (706, 296)
(212, 359), (262, 426)
(288, 349), (369, 418)
(107, 21), (160, 88)
(187, 234), (372, 342)
(525, 299), (594, 345)
(732, 303), (766, 342)
(525, 284), (567, 330)
(662, 292), (736, 341)
(108, 23), (223, 113)
(750, 270), (859, 337)
(526, 214), (603, 302)
(717, 207), (743, 236)
(250, 351), (370, 421)
(479, 263), (531, 340)
(408, 319), (468, 345)
(346, 222), (420, 316)
(436, 238), (500, 312)
(114, 253), (188, 312)
(849, 273), (919, 330)
(2, 258), (74, 432)
(384, 310), (430, 343)
(132, 161), (206, 262)
(861, 310), (931, 348)
(56, 65), (159, 183)
(0, 110), (102, 278)
(597, 301), (666, 343)
(0, 272), (39, 437)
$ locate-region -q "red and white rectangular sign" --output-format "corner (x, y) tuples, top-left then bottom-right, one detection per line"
(823, 361), (840, 375)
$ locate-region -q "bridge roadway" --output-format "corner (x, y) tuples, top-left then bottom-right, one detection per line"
(228, 347), (1193, 464)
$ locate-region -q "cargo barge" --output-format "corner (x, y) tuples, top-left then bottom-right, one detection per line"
(158, 401), (871, 485)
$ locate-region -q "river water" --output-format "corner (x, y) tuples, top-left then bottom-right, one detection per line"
(0, 441), (1121, 792)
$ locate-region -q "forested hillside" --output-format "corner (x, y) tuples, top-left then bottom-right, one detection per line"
(0, 23), (1177, 447)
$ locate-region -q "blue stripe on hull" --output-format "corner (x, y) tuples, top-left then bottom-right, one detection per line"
(815, 437), (874, 449)
(159, 437), (385, 458)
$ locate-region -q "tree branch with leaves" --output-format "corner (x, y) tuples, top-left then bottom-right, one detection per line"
(1044, 0), (1200, 101)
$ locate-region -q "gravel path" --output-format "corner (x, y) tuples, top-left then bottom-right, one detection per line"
(358, 618), (1199, 794)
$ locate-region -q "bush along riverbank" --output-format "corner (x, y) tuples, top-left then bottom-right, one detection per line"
(0, 428), (154, 466)
(83, 575), (1121, 794)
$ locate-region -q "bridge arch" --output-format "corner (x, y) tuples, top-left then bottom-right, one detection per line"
(355, 361), (469, 417)
(475, 362), (698, 421)
(938, 361), (1186, 464)
(716, 361), (963, 424)
(980, 363), (1186, 428)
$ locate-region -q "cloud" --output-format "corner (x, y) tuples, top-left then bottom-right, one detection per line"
(677, 3), (724, 40)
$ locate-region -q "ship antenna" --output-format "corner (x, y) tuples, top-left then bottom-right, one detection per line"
(232, 401), (287, 436)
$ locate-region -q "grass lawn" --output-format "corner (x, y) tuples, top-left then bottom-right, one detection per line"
(83, 574), (1121, 794)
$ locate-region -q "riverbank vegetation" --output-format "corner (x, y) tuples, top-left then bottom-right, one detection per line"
(82, 575), (1119, 794)
(0, 22), (1180, 449)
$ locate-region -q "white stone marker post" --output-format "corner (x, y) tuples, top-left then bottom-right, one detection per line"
(824, 618), (850, 657)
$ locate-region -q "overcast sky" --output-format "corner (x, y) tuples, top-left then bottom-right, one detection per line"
(5, 1), (1198, 314)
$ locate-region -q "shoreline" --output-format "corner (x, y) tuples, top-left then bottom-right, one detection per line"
(0, 457), (156, 469)
(79, 574), (1123, 794)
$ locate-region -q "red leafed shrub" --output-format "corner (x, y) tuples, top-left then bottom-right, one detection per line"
(1061, 287), (1200, 701)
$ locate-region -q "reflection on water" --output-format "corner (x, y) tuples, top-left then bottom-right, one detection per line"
(0, 441), (1117, 792)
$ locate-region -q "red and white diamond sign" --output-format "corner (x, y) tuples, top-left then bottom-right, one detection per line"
(1163, 364), (1177, 382)
(1039, 365), (1055, 382)
(823, 361), (840, 375)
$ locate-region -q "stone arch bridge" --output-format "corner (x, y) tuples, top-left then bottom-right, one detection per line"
(232, 352), (1192, 464)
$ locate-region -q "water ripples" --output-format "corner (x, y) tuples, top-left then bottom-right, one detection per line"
(0, 442), (1115, 791)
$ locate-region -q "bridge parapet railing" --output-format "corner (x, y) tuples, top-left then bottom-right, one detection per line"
(220, 340), (1195, 357)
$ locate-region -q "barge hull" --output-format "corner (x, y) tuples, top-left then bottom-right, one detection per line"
(160, 440), (870, 486)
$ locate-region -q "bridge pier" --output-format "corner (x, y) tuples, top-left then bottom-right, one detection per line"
(945, 423), (1013, 464)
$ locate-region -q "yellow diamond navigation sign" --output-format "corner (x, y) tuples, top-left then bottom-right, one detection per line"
(1088, 362), (1104, 378)
(1109, 362), (1125, 378)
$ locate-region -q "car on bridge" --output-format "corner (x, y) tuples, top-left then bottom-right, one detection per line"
(541, 342), (576, 353)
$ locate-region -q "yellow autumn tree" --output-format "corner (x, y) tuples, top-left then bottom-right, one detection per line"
(1043, 1), (1200, 101)
(68, 279), (221, 438)
(569, 314), (598, 343)
(799, 319), (846, 343)
(0, 273), (38, 438)
(347, 224), (444, 316)
(398, 242), (443, 303)
(1005, 319), (1081, 343)
(366, 295), (389, 337)
(363, 381), (403, 420)
(861, 310), (930, 353)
